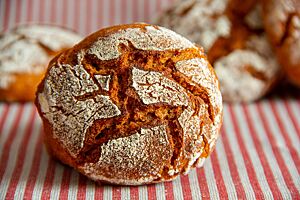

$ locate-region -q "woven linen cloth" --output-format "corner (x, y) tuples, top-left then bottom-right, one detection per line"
(0, 0), (299, 199)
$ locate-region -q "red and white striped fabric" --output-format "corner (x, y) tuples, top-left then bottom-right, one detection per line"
(0, 0), (299, 199)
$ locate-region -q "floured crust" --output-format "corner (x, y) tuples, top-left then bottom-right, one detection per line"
(35, 23), (223, 185)
(155, 0), (232, 50)
(262, 0), (300, 87)
(0, 24), (82, 101)
(156, 0), (282, 102)
(214, 34), (281, 102)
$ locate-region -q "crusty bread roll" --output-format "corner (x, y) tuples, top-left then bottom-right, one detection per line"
(0, 24), (82, 101)
(262, 0), (300, 87)
(156, 0), (282, 102)
(35, 23), (223, 185)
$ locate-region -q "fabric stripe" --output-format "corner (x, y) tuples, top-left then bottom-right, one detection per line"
(210, 151), (228, 199)
(259, 103), (300, 194)
(259, 101), (300, 182)
(31, 145), (50, 199)
(246, 104), (294, 199)
(103, 186), (113, 200)
(155, 183), (166, 200)
(122, 0), (129, 24)
(113, 186), (121, 200)
(43, 0), (51, 22)
(139, 185), (148, 200)
(114, 0), (121, 24)
(67, 171), (79, 200)
(146, 184), (156, 200)
(5, 109), (37, 199)
(179, 173), (192, 200)
(8, 0), (17, 29)
(0, 104), (29, 199)
(59, 168), (72, 200)
(19, 0), (27, 23)
(132, 0), (139, 22)
(290, 100), (300, 125)
(26, 0), (33, 22)
(222, 106), (255, 199)
(94, 183), (104, 200)
(23, 129), (44, 199)
(204, 158), (220, 200)
(163, 181), (174, 200)
(0, 105), (10, 136)
(233, 105), (276, 199)
(86, 179), (95, 200)
(15, 0), (21, 24)
(66, 0), (75, 30)
(49, 164), (64, 200)
(130, 185), (138, 200)
(0, 0), (6, 30)
(196, 168), (210, 199)
(187, 169), (202, 200)
(228, 105), (265, 199)
(121, 186), (130, 200)
(0, 104), (25, 182)
(283, 100), (300, 138)
(214, 139), (238, 200)
(40, 158), (57, 199)
(270, 101), (300, 173)
(97, 0), (104, 29)
(217, 129), (246, 199)
(242, 105), (284, 199)
(172, 176), (184, 200)
(87, 0), (95, 34)
(31, 0), (40, 22)
(77, 174), (87, 200)
(3, 0), (12, 30)
(79, 0), (87, 35)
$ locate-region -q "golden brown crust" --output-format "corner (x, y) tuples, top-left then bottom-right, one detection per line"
(262, 0), (300, 87)
(35, 23), (223, 185)
(0, 73), (45, 101)
(0, 24), (82, 101)
(156, 0), (282, 102)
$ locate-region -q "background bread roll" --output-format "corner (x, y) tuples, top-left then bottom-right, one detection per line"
(262, 0), (300, 87)
(0, 24), (82, 101)
(156, 0), (282, 102)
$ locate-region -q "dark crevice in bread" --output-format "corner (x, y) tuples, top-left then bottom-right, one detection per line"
(244, 64), (268, 82)
(278, 12), (298, 46)
(73, 43), (217, 171)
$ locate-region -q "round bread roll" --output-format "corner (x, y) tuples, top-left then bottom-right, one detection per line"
(262, 0), (300, 87)
(35, 23), (223, 185)
(156, 0), (282, 102)
(0, 24), (82, 101)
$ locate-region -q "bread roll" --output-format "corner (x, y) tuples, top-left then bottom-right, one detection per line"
(35, 23), (223, 185)
(156, 0), (282, 102)
(0, 24), (82, 101)
(262, 0), (300, 87)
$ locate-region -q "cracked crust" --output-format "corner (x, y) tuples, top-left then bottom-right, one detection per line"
(35, 23), (223, 185)
(262, 0), (300, 87)
(0, 24), (82, 101)
(155, 0), (282, 102)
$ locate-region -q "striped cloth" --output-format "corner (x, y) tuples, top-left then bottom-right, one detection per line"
(0, 0), (299, 199)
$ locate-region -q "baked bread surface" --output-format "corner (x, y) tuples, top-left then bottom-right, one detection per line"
(36, 23), (223, 185)
(262, 0), (300, 87)
(0, 24), (82, 101)
(156, 0), (282, 102)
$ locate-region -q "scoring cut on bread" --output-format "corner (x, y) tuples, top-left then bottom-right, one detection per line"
(35, 23), (223, 185)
